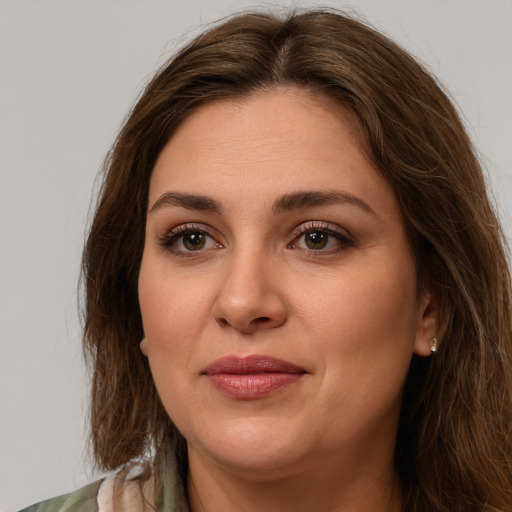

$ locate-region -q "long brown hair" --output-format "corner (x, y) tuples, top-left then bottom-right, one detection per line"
(82, 9), (512, 511)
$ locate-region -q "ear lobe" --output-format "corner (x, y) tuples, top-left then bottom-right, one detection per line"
(413, 290), (441, 357)
(140, 336), (149, 356)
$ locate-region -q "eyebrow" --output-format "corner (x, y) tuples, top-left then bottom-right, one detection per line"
(149, 189), (376, 216)
(150, 192), (222, 214)
(272, 190), (376, 216)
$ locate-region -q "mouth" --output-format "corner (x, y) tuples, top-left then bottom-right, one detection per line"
(202, 355), (306, 400)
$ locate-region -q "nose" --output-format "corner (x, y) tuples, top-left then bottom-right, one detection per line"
(212, 251), (287, 334)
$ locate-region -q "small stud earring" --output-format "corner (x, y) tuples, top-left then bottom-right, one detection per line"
(429, 337), (438, 353)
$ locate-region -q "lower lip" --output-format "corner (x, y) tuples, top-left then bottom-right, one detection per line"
(207, 372), (304, 400)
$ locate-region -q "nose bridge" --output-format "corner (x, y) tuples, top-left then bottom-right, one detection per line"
(213, 242), (287, 333)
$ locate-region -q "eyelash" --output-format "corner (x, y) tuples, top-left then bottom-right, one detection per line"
(158, 223), (222, 258)
(288, 221), (353, 254)
(158, 221), (353, 257)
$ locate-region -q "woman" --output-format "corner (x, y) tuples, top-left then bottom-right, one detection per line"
(21, 8), (512, 512)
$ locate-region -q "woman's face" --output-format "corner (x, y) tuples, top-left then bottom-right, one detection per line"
(139, 89), (436, 480)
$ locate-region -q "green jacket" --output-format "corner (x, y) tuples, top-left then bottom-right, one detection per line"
(18, 480), (103, 512)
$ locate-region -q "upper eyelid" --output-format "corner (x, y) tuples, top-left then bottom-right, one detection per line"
(158, 220), (354, 248)
(158, 222), (222, 247)
(166, 222), (220, 238)
(291, 220), (353, 238)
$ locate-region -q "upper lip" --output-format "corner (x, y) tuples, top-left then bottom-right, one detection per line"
(202, 355), (306, 375)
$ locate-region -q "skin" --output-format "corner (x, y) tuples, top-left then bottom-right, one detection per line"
(139, 88), (437, 511)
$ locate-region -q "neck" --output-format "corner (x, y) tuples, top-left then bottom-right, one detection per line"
(186, 448), (402, 512)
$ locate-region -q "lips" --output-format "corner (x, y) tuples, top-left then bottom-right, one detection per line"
(202, 355), (306, 400)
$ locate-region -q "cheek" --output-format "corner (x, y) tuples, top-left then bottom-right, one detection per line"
(139, 259), (214, 347)
(138, 264), (216, 415)
(299, 262), (418, 348)
(297, 257), (419, 398)
(297, 273), (417, 445)
(138, 265), (213, 415)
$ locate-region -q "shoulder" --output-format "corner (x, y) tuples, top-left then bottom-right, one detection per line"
(18, 479), (103, 512)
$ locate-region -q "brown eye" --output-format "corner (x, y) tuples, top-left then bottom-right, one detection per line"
(304, 231), (329, 250)
(160, 226), (221, 255)
(289, 223), (353, 253)
(182, 232), (207, 251)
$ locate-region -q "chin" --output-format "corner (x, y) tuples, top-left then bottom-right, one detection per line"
(187, 416), (306, 477)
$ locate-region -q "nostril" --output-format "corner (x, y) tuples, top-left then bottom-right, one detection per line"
(250, 316), (272, 325)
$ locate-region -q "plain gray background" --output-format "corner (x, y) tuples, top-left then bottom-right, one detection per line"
(1, 1), (511, 510)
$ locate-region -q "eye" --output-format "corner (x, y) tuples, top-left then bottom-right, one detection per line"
(289, 222), (353, 253)
(301, 230), (331, 250)
(179, 231), (213, 251)
(159, 224), (222, 255)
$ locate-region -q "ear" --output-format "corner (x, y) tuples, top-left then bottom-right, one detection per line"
(413, 289), (442, 357)
(140, 336), (149, 356)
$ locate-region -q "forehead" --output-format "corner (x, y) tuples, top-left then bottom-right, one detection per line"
(163, 88), (363, 154)
(149, 88), (395, 218)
